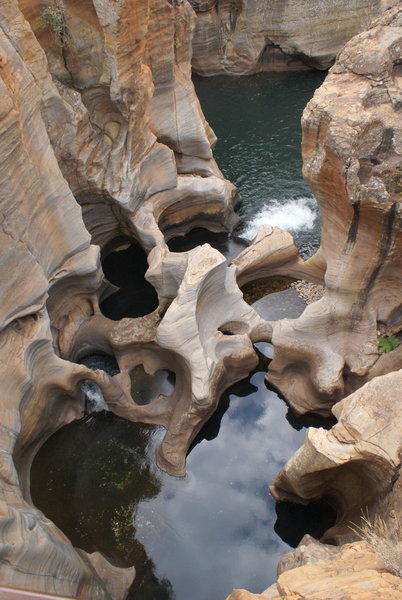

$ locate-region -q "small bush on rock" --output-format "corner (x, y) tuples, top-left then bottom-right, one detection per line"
(38, 2), (70, 47)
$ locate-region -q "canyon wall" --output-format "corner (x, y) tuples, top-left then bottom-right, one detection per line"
(0, 0), (242, 596)
(228, 5), (402, 597)
(189, 0), (400, 75)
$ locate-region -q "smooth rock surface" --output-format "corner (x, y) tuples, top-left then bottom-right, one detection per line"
(270, 371), (402, 539)
(0, 2), (401, 599)
(189, 0), (399, 75)
(0, 0), (238, 596)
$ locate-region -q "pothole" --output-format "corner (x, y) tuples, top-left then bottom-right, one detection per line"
(130, 365), (176, 405)
(100, 242), (159, 320)
(167, 227), (247, 261)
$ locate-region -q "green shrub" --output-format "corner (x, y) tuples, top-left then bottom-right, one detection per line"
(378, 334), (399, 353)
(38, 3), (70, 47)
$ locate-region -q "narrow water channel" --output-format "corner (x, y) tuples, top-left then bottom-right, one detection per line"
(194, 70), (325, 257)
(31, 72), (333, 599)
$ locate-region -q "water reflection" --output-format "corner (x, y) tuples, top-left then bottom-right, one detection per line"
(167, 228), (247, 261)
(131, 370), (306, 600)
(32, 360), (319, 600)
(194, 72), (325, 258)
(130, 366), (176, 406)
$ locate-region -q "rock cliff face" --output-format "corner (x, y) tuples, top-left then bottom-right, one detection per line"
(189, 0), (399, 75)
(0, 0), (240, 596)
(228, 6), (402, 597)
(266, 5), (402, 416)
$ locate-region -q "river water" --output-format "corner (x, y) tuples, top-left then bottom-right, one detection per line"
(194, 71), (325, 257)
(31, 72), (334, 600)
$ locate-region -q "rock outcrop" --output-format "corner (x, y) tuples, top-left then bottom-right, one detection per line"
(226, 540), (402, 600)
(189, 0), (399, 75)
(0, 0), (401, 598)
(270, 371), (402, 539)
(265, 5), (402, 416)
(226, 6), (402, 598)
(0, 0), (240, 596)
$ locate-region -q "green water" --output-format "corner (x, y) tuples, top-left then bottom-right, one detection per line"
(194, 71), (325, 256)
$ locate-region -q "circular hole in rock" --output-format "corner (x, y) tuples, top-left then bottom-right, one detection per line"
(167, 227), (247, 261)
(274, 499), (337, 548)
(100, 242), (159, 320)
(130, 365), (175, 406)
(79, 353), (120, 376)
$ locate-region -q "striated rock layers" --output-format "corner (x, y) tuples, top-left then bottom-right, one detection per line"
(228, 7), (402, 596)
(261, 5), (402, 417)
(188, 0), (399, 75)
(0, 0), (401, 599)
(0, 0), (243, 597)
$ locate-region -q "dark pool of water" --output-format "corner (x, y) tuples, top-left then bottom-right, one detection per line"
(31, 73), (334, 599)
(79, 353), (120, 376)
(31, 350), (335, 600)
(193, 71), (325, 257)
(130, 366), (176, 406)
(100, 243), (159, 320)
(167, 227), (247, 262)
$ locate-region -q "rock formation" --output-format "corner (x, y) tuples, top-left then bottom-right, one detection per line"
(189, 0), (399, 75)
(0, 0), (241, 596)
(228, 6), (402, 596)
(225, 539), (402, 599)
(270, 371), (402, 540)
(263, 5), (402, 416)
(0, 0), (401, 598)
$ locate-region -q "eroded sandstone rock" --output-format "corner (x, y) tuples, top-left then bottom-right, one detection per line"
(189, 0), (399, 75)
(0, 0), (242, 596)
(266, 5), (402, 415)
(270, 371), (402, 540)
(1, 1), (401, 599)
(226, 541), (402, 599)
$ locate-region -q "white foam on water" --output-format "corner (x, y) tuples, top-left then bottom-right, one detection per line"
(81, 379), (109, 413)
(241, 197), (318, 242)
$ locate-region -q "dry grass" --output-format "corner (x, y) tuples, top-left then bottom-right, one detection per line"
(350, 512), (402, 577)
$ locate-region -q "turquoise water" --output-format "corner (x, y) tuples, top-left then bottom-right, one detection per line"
(194, 71), (325, 256)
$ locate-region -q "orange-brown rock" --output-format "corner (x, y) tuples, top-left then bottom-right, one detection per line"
(0, 0), (239, 596)
(266, 4), (402, 416)
(0, 1), (401, 599)
(189, 0), (399, 75)
(226, 541), (402, 600)
(270, 371), (402, 538)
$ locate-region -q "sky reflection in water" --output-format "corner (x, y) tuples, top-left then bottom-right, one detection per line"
(130, 371), (306, 600)
(31, 72), (331, 599)
(31, 361), (308, 600)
